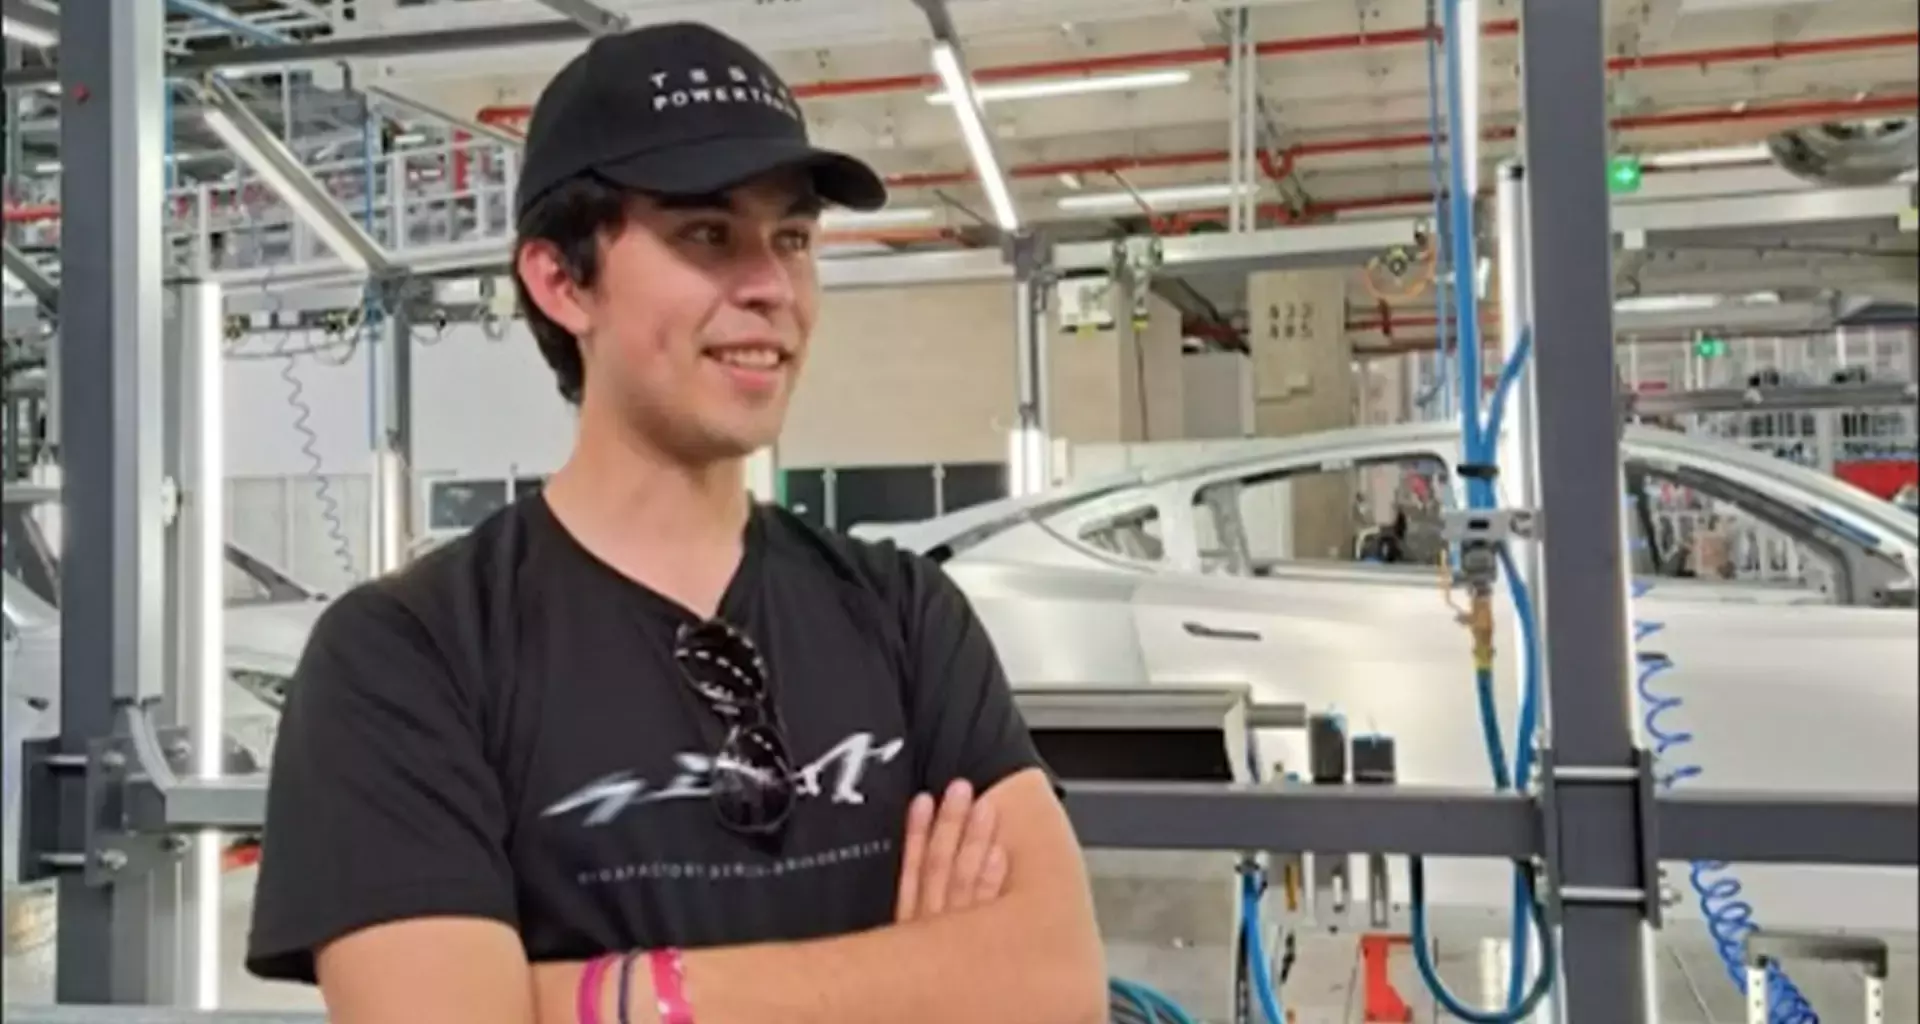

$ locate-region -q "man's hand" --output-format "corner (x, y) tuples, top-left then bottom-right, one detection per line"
(894, 779), (1009, 921)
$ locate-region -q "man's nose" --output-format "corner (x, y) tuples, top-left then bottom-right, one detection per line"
(729, 238), (798, 313)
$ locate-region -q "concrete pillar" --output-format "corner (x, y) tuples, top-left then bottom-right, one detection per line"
(1248, 268), (1355, 560)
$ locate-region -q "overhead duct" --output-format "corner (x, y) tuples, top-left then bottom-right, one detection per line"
(1768, 117), (1919, 187)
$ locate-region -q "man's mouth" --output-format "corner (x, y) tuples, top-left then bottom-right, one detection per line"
(704, 345), (788, 370)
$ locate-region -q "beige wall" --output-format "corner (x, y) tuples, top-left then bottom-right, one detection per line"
(1247, 268), (1356, 560)
(779, 283), (1186, 466)
(1182, 351), (1255, 439)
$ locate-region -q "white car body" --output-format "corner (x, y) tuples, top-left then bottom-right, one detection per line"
(859, 422), (1920, 933)
(2, 506), (326, 886)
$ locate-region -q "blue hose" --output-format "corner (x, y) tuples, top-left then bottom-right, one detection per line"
(1240, 868), (1288, 1024)
(1633, 581), (1820, 1024)
(1109, 978), (1202, 1024)
(1106, 864), (1286, 1024)
(1401, 2), (1551, 1014)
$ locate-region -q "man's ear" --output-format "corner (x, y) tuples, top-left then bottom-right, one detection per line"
(515, 240), (594, 338)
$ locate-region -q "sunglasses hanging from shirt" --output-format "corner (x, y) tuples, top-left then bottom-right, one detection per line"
(674, 619), (797, 837)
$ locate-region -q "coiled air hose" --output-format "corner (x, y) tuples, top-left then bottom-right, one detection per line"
(1106, 860), (1288, 1024)
(1109, 977), (1202, 1024)
(1633, 581), (1820, 1024)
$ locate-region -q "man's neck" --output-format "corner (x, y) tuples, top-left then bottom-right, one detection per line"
(542, 416), (754, 615)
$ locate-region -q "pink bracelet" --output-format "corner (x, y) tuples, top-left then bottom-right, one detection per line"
(647, 948), (694, 1024)
(577, 953), (617, 1024)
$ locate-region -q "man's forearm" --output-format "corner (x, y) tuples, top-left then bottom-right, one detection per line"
(679, 892), (1106, 1024)
(538, 892), (1107, 1024)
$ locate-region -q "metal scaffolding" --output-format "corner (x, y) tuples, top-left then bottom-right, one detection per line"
(10, 0), (1917, 1021)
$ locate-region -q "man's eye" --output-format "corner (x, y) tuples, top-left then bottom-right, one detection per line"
(681, 223), (729, 247)
(775, 228), (815, 253)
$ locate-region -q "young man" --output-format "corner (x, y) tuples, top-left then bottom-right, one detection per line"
(244, 21), (1108, 1024)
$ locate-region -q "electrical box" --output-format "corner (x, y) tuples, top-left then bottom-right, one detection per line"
(1055, 273), (1148, 335)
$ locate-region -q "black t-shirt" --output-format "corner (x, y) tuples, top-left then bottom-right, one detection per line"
(244, 497), (1047, 983)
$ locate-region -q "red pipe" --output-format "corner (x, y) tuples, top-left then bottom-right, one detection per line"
(6, 94), (1909, 226)
(471, 26), (1907, 126)
(880, 93), (1915, 191)
(451, 129), (472, 194)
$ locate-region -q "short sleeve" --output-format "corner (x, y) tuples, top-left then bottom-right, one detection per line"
(895, 552), (1052, 795)
(245, 583), (517, 984)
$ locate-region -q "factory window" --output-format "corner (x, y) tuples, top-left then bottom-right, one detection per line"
(1624, 460), (1842, 597)
(1192, 454), (1450, 573)
(1079, 507), (1165, 562)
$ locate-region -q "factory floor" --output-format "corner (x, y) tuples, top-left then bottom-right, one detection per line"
(6, 868), (1916, 1022)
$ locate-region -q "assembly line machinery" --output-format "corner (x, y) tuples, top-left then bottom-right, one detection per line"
(4, 1), (1917, 1022)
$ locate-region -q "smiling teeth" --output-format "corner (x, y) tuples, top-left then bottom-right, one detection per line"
(714, 348), (781, 369)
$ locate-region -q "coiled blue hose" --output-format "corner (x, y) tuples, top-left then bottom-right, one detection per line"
(278, 353), (357, 581)
(1109, 977), (1202, 1024)
(1632, 582), (1819, 1024)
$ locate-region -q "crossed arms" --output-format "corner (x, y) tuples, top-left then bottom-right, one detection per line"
(314, 769), (1108, 1024)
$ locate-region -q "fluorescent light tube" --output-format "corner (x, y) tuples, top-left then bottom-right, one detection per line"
(931, 42), (1020, 232)
(821, 206), (939, 229)
(1, 15), (57, 48)
(929, 69), (1192, 105)
(1058, 182), (1252, 212)
(1614, 291), (1780, 314)
(203, 107), (372, 272)
(1643, 144), (1771, 169)
(1615, 294), (1721, 314)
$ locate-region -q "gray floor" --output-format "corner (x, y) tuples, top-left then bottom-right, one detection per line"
(6, 867), (1915, 1022)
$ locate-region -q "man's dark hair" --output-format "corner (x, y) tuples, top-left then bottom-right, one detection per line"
(513, 174), (638, 405)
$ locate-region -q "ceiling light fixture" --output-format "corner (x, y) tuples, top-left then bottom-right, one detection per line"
(1642, 144), (1772, 169)
(1615, 291), (1780, 314)
(928, 69), (1192, 106)
(929, 41), (1020, 232)
(1057, 182), (1254, 212)
(821, 206), (940, 229)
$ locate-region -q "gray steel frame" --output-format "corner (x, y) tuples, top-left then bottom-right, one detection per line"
(18, 0), (1918, 1020)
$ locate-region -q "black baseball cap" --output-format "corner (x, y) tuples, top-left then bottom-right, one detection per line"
(514, 22), (888, 220)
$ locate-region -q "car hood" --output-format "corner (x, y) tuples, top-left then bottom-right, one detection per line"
(224, 599), (329, 678)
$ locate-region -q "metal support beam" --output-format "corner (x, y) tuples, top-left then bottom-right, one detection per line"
(85, 763), (1918, 867)
(1519, 2), (1650, 1022)
(53, 0), (170, 1004)
(1614, 184), (1913, 238)
(532, 0), (628, 36)
(363, 85), (526, 149)
(1066, 783), (1539, 857)
(368, 287), (416, 574)
(2, 238), (57, 315)
(1625, 381), (1918, 416)
(192, 76), (397, 277)
(1007, 231), (1051, 494)
(1, 0), (59, 46)
(1054, 218), (1423, 276)
(1658, 791), (1920, 866)
(167, 277), (228, 1010)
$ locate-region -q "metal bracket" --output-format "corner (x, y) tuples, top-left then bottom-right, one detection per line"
(17, 719), (193, 888)
(1003, 230), (1050, 286)
(1743, 932), (1888, 1024)
(1440, 508), (1540, 545)
(1537, 748), (1664, 929)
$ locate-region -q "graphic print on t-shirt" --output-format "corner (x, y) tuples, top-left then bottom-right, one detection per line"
(542, 730), (907, 828)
